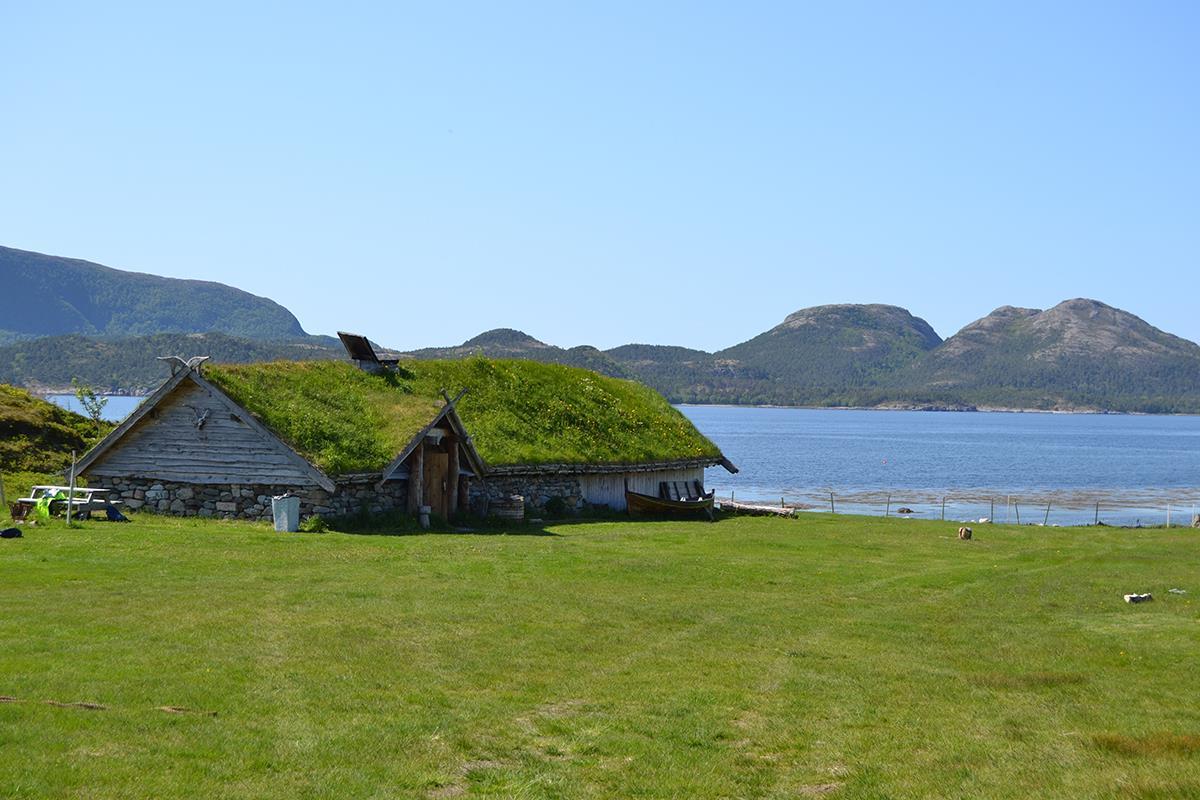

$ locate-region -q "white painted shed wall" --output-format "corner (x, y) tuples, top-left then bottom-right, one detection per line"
(578, 467), (705, 511)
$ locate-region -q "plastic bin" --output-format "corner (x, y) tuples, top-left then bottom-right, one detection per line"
(272, 494), (300, 532)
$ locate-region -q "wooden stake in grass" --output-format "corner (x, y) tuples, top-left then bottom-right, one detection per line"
(1167, 504), (1172, 528)
(885, 494), (891, 518)
(1015, 502), (1021, 525)
(1043, 501), (1051, 526)
(66, 451), (77, 527)
(829, 492), (836, 514)
(990, 498), (994, 522)
(1095, 502), (1100, 526)
(941, 497), (946, 521)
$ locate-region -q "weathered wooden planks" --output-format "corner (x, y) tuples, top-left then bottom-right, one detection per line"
(86, 380), (319, 485)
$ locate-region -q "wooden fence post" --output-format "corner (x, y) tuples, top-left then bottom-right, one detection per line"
(941, 497), (946, 521)
(66, 451), (77, 526)
(885, 494), (891, 518)
(829, 492), (836, 514)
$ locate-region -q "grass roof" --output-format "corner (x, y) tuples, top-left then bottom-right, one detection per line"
(205, 358), (722, 475)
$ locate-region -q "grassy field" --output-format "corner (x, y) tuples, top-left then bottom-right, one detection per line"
(1, 512), (1197, 798)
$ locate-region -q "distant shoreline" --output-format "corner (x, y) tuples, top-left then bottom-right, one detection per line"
(675, 402), (1200, 418)
(38, 390), (147, 399)
(33, 392), (1197, 418)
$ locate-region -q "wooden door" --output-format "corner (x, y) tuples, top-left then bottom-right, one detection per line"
(423, 450), (449, 518)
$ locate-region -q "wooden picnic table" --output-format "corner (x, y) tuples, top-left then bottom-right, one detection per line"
(11, 486), (116, 521)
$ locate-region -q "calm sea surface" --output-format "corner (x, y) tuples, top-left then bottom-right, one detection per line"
(45, 395), (1200, 526)
(48, 394), (144, 422)
(679, 405), (1200, 527)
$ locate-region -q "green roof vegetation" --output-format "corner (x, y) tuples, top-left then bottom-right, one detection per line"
(0, 384), (113, 473)
(205, 358), (722, 475)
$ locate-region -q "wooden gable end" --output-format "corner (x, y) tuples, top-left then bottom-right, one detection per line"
(85, 377), (325, 487)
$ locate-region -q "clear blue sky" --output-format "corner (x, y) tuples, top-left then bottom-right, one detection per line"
(3, 2), (1197, 351)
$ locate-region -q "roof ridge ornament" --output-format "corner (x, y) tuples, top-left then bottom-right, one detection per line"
(440, 388), (469, 408)
(156, 355), (211, 376)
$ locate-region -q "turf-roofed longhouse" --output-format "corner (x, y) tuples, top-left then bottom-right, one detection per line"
(75, 357), (736, 521)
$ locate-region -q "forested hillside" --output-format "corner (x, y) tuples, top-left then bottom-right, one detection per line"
(404, 301), (1200, 413)
(406, 328), (631, 378)
(896, 300), (1200, 413)
(0, 333), (342, 393)
(0, 246), (308, 342)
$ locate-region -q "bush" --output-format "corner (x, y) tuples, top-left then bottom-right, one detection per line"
(298, 515), (329, 533)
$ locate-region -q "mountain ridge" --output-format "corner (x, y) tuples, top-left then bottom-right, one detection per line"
(0, 245), (309, 342)
(1, 244), (1197, 413)
(396, 300), (1200, 414)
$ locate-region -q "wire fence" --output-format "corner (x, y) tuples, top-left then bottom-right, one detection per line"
(716, 488), (1200, 528)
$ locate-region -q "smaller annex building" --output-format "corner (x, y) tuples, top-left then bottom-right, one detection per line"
(76, 355), (736, 521)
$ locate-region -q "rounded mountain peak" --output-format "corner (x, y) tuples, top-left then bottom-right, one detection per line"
(461, 328), (549, 349)
(777, 304), (942, 349)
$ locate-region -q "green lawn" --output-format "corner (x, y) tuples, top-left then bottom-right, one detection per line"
(1, 513), (1197, 798)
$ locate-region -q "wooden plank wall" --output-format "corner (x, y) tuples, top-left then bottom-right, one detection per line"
(86, 381), (319, 485)
(579, 467), (705, 511)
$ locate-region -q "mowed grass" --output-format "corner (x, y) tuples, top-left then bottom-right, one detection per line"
(1, 514), (1198, 799)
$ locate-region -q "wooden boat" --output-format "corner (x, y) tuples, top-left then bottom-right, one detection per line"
(625, 488), (715, 520)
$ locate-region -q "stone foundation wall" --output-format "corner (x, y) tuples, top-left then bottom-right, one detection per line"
(94, 475), (409, 521)
(97, 471), (668, 521)
(469, 475), (585, 514)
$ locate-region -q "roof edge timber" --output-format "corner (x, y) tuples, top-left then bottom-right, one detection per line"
(486, 455), (737, 477)
(377, 392), (486, 490)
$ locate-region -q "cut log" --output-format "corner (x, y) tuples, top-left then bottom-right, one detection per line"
(720, 500), (796, 517)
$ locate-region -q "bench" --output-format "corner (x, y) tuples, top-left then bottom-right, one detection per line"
(14, 486), (116, 521)
(658, 480), (707, 502)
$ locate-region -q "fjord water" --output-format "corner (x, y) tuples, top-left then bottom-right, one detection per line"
(47, 394), (1200, 526)
(48, 394), (144, 422)
(680, 405), (1200, 527)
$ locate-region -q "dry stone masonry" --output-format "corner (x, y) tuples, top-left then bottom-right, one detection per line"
(94, 474), (602, 521)
(94, 476), (409, 521)
(469, 475), (587, 515)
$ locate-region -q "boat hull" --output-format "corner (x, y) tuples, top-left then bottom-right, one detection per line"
(625, 490), (714, 519)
